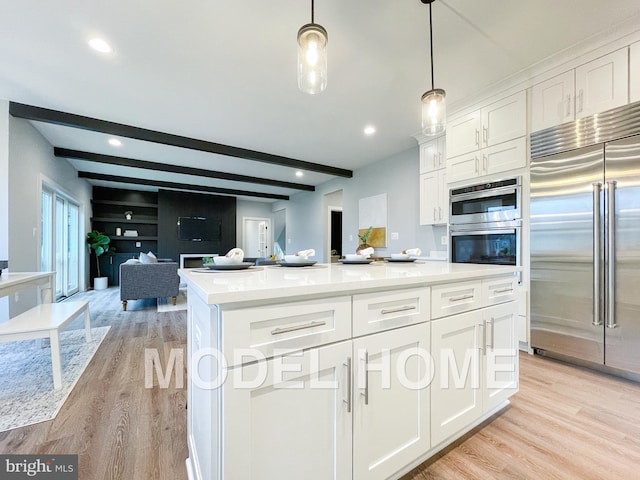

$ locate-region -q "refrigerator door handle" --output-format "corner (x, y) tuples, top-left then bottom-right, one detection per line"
(607, 181), (617, 329)
(592, 182), (603, 327)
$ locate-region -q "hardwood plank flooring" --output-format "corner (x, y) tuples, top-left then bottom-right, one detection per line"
(1, 288), (640, 479)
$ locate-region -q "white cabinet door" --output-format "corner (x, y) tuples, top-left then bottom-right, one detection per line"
(446, 111), (481, 158)
(531, 70), (575, 132)
(430, 309), (483, 446)
(483, 302), (519, 412)
(575, 48), (628, 118)
(447, 151), (479, 184)
(353, 323), (430, 480)
(437, 169), (449, 224)
(225, 341), (353, 480)
(631, 41), (640, 103)
(420, 170), (447, 226)
(419, 172), (439, 225)
(482, 137), (526, 177)
(419, 136), (446, 174)
(481, 91), (526, 147)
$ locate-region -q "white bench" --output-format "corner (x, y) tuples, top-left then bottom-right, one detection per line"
(0, 301), (91, 390)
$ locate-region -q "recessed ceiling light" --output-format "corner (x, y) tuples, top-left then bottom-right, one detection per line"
(364, 125), (376, 136)
(295, 171), (304, 177)
(89, 38), (112, 53)
(108, 138), (122, 147)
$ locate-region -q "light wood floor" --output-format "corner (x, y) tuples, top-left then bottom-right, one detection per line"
(1, 288), (640, 479)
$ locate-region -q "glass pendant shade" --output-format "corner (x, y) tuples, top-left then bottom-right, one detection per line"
(421, 88), (446, 136)
(297, 23), (328, 94)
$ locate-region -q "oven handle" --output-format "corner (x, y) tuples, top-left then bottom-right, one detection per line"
(450, 185), (520, 202)
(450, 228), (518, 236)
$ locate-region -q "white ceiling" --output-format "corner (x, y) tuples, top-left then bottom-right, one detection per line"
(1, 0), (639, 200)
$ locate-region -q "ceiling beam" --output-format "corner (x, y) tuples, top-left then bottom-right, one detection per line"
(55, 147), (315, 191)
(11, 102), (353, 178)
(78, 172), (289, 201)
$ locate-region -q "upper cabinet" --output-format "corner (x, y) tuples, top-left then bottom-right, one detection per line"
(446, 91), (526, 159)
(419, 135), (446, 174)
(631, 41), (640, 104)
(446, 91), (526, 184)
(418, 135), (448, 225)
(531, 48), (629, 132)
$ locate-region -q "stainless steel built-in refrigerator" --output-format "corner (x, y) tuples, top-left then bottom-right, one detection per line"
(530, 102), (640, 376)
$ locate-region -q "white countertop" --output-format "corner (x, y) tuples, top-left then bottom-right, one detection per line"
(179, 262), (520, 306)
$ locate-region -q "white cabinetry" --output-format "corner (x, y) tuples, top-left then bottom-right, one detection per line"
(531, 48), (629, 132)
(419, 169), (448, 225)
(225, 341), (353, 480)
(419, 136), (446, 173)
(447, 137), (526, 184)
(430, 280), (518, 447)
(446, 91), (526, 158)
(446, 92), (526, 184)
(631, 41), (640, 103)
(353, 323), (430, 480)
(418, 135), (448, 225)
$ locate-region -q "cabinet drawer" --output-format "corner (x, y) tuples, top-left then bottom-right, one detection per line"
(431, 281), (483, 319)
(222, 296), (351, 365)
(352, 288), (429, 337)
(483, 276), (517, 306)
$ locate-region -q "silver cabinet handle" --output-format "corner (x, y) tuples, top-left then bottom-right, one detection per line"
(494, 287), (513, 294)
(438, 152), (443, 168)
(488, 318), (495, 350)
(607, 181), (617, 329)
(483, 125), (488, 146)
(478, 321), (486, 354)
(578, 89), (584, 113)
(592, 183), (603, 327)
(482, 154), (487, 173)
(361, 351), (369, 405)
(271, 320), (326, 335)
(380, 305), (416, 315)
(565, 94), (571, 116)
(344, 356), (352, 413)
(433, 207), (437, 221)
(475, 129), (480, 147)
(433, 153), (437, 170)
(474, 157), (479, 174)
(438, 206), (442, 221)
(449, 293), (474, 302)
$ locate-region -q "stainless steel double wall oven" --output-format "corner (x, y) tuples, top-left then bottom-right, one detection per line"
(449, 177), (522, 272)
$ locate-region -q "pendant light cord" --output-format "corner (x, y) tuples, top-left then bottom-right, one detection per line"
(429, 1), (434, 91)
(311, 0), (315, 23)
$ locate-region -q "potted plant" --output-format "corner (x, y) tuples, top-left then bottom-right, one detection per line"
(87, 230), (113, 290)
(357, 226), (373, 253)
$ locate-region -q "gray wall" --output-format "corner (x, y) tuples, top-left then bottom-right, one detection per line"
(0, 101), (8, 320)
(7, 116), (92, 315)
(273, 146), (446, 262)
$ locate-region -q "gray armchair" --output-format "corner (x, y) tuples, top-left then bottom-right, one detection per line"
(119, 262), (180, 311)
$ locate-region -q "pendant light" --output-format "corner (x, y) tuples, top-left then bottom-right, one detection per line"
(297, 0), (328, 94)
(420, 0), (446, 136)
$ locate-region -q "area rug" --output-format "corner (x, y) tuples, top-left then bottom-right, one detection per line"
(0, 326), (110, 432)
(157, 288), (187, 312)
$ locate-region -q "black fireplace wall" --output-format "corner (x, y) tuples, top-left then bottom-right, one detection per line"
(157, 190), (236, 262)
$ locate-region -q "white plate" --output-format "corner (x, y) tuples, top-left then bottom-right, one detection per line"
(339, 259), (374, 265)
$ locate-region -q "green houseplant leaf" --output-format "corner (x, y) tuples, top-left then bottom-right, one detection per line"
(86, 230), (112, 279)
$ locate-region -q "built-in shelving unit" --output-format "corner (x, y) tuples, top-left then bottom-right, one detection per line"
(90, 187), (160, 285)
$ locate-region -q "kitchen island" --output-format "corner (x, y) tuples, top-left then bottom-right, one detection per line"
(179, 262), (521, 480)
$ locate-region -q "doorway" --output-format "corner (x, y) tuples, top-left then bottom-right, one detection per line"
(242, 217), (272, 258)
(330, 210), (342, 256)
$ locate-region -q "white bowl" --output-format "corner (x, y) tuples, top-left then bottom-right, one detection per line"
(284, 254), (308, 263)
(344, 254), (366, 261)
(391, 253), (410, 260)
(214, 255), (243, 265)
